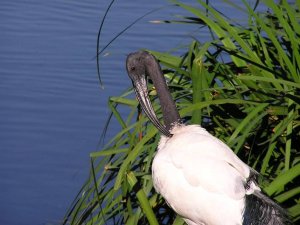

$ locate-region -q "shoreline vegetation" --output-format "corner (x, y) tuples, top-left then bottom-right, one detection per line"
(63, 1), (300, 224)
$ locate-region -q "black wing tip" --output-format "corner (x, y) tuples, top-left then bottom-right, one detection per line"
(243, 191), (293, 225)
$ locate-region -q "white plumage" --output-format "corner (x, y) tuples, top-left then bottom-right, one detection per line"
(153, 124), (257, 225)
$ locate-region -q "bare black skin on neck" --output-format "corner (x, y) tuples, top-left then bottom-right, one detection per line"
(126, 51), (181, 137)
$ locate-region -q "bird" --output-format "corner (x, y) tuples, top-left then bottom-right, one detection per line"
(126, 51), (293, 225)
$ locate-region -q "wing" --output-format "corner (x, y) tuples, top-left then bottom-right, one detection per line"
(154, 125), (255, 224)
(159, 125), (251, 200)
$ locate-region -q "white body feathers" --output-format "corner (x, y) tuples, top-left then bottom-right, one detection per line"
(152, 125), (260, 225)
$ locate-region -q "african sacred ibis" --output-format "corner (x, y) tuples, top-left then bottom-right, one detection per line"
(126, 51), (292, 225)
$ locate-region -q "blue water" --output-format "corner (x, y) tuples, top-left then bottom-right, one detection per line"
(0, 1), (252, 224)
(0, 1), (196, 224)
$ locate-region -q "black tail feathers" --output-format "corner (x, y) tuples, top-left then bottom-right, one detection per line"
(243, 190), (293, 225)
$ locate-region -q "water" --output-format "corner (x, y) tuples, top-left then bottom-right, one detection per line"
(0, 1), (198, 224)
(0, 1), (253, 224)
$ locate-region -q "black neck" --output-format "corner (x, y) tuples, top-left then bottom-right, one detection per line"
(144, 56), (181, 131)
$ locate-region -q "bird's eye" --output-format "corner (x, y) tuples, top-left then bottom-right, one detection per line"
(130, 66), (135, 71)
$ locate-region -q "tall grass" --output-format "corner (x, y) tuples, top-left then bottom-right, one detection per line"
(63, 1), (300, 224)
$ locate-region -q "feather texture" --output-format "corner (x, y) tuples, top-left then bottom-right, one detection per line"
(152, 125), (292, 225)
(243, 190), (292, 225)
(153, 125), (248, 225)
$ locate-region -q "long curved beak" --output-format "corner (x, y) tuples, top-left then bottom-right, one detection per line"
(131, 75), (171, 137)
